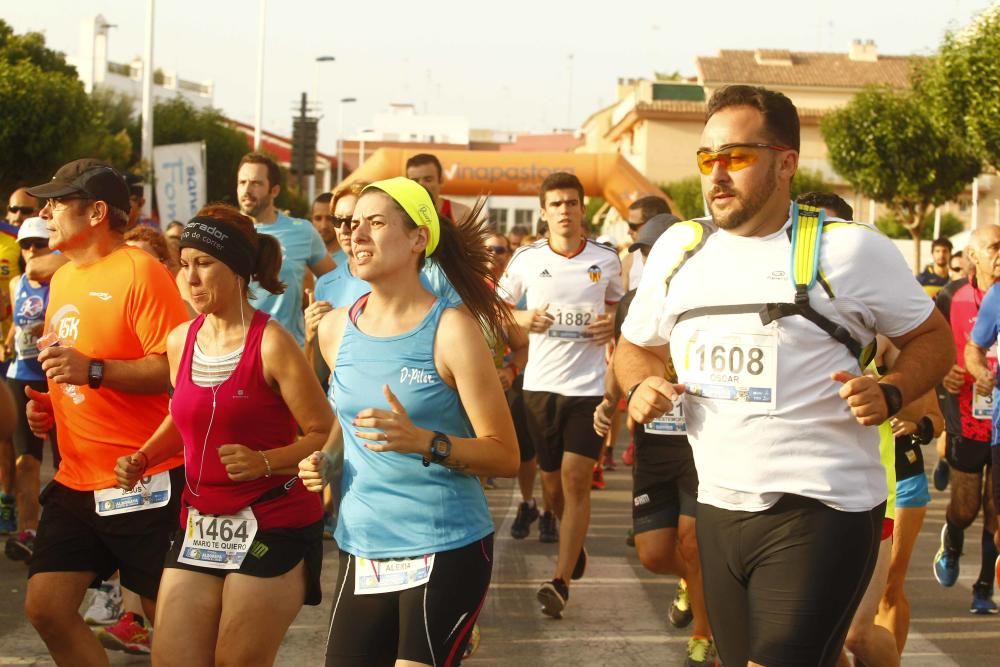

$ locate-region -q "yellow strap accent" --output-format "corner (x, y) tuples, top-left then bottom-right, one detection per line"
(792, 205), (823, 288)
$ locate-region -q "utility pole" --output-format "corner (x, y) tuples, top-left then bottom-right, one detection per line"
(291, 92), (318, 201)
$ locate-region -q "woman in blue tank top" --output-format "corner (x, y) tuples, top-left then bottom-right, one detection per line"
(299, 177), (518, 666)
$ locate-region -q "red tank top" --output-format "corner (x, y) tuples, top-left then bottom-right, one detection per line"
(171, 310), (322, 529)
(440, 198), (453, 220)
(949, 278), (992, 442)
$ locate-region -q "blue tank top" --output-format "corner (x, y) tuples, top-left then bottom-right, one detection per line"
(6, 275), (48, 382)
(332, 296), (494, 558)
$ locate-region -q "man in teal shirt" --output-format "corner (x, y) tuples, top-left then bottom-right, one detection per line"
(236, 153), (336, 345)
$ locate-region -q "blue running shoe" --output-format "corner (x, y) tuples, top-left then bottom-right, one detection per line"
(970, 582), (998, 614)
(0, 494), (15, 535)
(933, 524), (960, 587)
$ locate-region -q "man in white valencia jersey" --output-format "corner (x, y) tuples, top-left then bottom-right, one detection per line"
(499, 172), (624, 619)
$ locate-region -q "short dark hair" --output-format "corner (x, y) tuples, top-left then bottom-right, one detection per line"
(628, 195), (671, 223)
(508, 225), (529, 237)
(932, 237), (954, 252)
(796, 191), (853, 220)
(538, 172), (584, 207)
(706, 85), (800, 152)
(238, 152), (281, 189)
(313, 192), (333, 206)
(405, 153), (443, 178)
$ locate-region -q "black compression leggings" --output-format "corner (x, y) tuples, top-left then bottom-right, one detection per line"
(697, 494), (883, 667)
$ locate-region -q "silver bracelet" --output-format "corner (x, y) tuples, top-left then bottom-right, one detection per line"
(259, 450), (272, 478)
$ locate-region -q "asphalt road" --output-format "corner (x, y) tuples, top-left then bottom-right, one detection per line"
(1, 438), (998, 665)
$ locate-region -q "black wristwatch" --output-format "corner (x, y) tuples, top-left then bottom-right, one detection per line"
(422, 431), (452, 467)
(88, 359), (105, 389)
(878, 383), (902, 417)
(914, 416), (935, 445)
(624, 382), (642, 406)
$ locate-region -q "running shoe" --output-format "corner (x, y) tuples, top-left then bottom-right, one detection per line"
(538, 511), (559, 544)
(669, 578), (694, 629)
(83, 582), (123, 626)
(626, 528), (635, 547)
(462, 622), (481, 659)
(510, 500), (539, 539)
(94, 611), (151, 654)
(571, 547), (587, 580)
(322, 512), (336, 540)
(0, 494), (15, 535)
(622, 440), (635, 466)
(5, 529), (35, 563)
(537, 578), (569, 619)
(684, 636), (717, 667)
(591, 463), (606, 490)
(933, 524), (960, 587)
(970, 582), (999, 614)
(933, 459), (950, 491)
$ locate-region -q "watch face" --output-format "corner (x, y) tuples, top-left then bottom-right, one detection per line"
(433, 440), (448, 455)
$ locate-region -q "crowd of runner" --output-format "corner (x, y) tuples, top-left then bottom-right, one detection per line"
(0, 83), (996, 667)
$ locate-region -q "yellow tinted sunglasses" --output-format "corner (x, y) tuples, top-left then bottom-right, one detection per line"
(696, 143), (792, 175)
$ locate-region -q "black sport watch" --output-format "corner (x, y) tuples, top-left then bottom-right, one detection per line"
(422, 431), (452, 467)
(878, 383), (902, 417)
(88, 359), (105, 389)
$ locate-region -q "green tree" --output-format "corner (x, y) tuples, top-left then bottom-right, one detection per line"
(0, 20), (128, 195)
(918, 3), (1000, 168)
(790, 167), (838, 201)
(660, 176), (704, 220)
(876, 211), (964, 240)
(821, 85), (980, 268)
(141, 98), (251, 208)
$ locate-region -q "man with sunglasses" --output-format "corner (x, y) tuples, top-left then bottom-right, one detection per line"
(20, 159), (189, 664)
(310, 191), (348, 267)
(7, 187), (39, 227)
(616, 84), (952, 667)
(622, 196), (675, 292)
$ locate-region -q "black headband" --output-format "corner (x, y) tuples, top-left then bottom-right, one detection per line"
(179, 216), (256, 281)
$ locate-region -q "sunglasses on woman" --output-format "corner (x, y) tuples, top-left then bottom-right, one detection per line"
(487, 245), (508, 255)
(18, 239), (48, 250)
(696, 143), (792, 175)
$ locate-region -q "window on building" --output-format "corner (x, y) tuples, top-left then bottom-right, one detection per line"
(488, 209), (509, 229)
(514, 209), (535, 226)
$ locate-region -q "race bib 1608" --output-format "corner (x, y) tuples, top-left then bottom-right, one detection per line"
(679, 330), (778, 410)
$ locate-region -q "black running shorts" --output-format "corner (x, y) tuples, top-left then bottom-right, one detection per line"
(28, 467), (184, 601)
(632, 431), (697, 534)
(507, 375), (535, 463)
(521, 390), (603, 472)
(946, 434), (992, 474)
(697, 494), (884, 667)
(6, 378), (58, 464)
(325, 535), (493, 667)
(164, 519), (324, 606)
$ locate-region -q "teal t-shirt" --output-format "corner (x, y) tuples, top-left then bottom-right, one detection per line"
(250, 211), (328, 345)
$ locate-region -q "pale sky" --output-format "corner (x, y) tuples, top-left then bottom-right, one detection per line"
(3, 0), (994, 154)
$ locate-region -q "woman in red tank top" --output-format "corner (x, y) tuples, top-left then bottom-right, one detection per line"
(113, 204), (333, 666)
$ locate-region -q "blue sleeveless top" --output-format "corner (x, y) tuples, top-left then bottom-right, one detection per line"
(6, 275), (48, 382)
(332, 296), (494, 558)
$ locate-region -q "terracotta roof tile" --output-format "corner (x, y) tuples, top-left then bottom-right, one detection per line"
(697, 49), (923, 89)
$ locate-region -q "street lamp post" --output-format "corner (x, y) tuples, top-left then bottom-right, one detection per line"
(253, 0), (268, 150)
(336, 97), (357, 184)
(359, 129), (375, 167)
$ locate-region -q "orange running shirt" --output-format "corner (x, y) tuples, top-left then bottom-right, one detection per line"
(45, 246), (189, 491)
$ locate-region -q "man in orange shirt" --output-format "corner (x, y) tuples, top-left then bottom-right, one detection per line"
(21, 160), (189, 665)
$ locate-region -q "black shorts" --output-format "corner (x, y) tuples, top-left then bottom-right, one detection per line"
(697, 494), (884, 667)
(325, 535), (494, 667)
(632, 431), (697, 534)
(164, 519), (324, 606)
(5, 378), (59, 465)
(947, 433), (992, 474)
(993, 446), (1000, 517)
(894, 436), (925, 480)
(28, 467), (184, 601)
(507, 375), (535, 463)
(522, 390), (603, 472)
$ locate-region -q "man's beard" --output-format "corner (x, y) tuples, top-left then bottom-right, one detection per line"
(240, 194), (272, 219)
(707, 165), (777, 231)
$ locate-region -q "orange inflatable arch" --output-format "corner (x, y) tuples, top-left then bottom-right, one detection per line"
(340, 148), (667, 216)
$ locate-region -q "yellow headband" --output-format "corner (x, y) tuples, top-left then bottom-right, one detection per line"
(362, 177), (440, 257)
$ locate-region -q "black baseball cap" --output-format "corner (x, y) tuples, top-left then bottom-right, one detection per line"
(628, 213), (681, 253)
(27, 159), (130, 212)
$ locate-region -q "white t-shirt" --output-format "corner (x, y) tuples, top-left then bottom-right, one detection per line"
(500, 238), (625, 396)
(628, 250), (645, 289)
(622, 210), (934, 513)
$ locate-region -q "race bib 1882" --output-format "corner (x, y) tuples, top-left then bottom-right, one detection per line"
(547, 305), (597, 340)
(679, 330), (777, 410)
